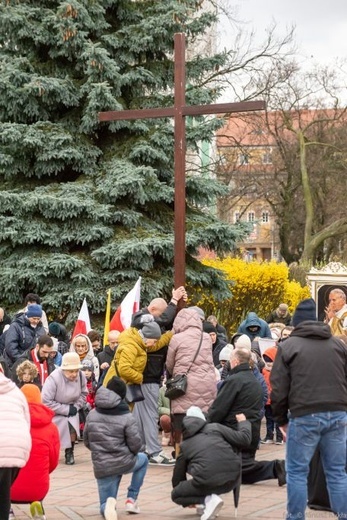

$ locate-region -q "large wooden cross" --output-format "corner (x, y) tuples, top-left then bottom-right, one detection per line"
(99, 33), (265, 288)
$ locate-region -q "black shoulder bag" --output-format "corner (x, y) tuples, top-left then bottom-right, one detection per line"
(165, 332), (204, 400)
(114, 363), (145, 404)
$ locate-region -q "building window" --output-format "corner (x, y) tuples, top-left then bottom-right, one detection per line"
(234, 211), (240, 223)
(239, 153), (249, 165)
(262, 211), (269, 223)
(262, 152), (272, 164)
(248, 211), (255, 222)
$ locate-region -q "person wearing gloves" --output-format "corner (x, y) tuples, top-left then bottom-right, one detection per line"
(84, 376), (149, 520)
(0, 368), (31, 520)
(171, 406), (251, 520)
(42, 352), (87, 465)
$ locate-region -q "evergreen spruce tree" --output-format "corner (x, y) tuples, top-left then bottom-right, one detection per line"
(0, 0), (250, 322)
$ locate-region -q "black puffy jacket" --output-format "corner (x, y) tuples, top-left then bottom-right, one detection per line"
(172, 416), (251, 490)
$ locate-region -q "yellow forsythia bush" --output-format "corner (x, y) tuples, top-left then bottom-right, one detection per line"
(195, 258), (311, 336)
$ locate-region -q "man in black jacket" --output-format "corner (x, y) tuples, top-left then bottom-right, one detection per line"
(131, 286), (187, 466)
(172, 406), (251, 520)
(271, 298), (347, 520)
(208, 348), (285, 487)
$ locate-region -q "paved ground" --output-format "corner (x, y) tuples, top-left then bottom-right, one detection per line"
(12, 434), (335, 520)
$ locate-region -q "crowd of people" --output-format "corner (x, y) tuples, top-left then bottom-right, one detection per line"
(0, 287), (347, 520)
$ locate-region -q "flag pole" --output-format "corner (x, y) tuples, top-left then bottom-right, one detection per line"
(103, 289), (111, 346)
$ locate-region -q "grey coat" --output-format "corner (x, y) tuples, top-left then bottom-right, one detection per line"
(84, 386), (143, 479)
(41, 368), (87, 448)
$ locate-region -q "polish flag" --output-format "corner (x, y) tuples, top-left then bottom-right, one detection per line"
(110, 277), (141, 332)
(72, 298), (91, 338)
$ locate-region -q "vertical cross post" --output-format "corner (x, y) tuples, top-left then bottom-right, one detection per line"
(174, 33), (186, 288)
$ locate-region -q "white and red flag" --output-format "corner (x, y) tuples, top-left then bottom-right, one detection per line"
(72, 298), (91, 338)
(109, 277), (141, 332)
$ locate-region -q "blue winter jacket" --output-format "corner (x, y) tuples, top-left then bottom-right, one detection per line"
(237, 312), (272, 340)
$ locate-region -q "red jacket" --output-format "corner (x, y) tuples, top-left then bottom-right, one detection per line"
(11, 402), (60, 502)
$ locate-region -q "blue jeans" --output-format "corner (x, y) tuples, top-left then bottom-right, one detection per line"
(286, 411), (347, 519)
(96, 453), (148, 515)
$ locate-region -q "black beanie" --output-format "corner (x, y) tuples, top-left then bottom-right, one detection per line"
(203, 322), (217, 334)
(292, 298), (317, 327)
(106, 376), (127, 399)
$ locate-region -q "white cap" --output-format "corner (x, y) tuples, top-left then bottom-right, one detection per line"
(234, 334), (252, 350)
(219, 345), (233, 362)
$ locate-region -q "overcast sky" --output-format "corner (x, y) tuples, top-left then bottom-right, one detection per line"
(220, 0), (347, 65)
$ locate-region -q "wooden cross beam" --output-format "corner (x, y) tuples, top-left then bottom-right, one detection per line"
(99, 33), (265, 288)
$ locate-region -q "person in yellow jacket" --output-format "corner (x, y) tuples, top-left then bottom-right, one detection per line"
(103, 321), (173, 387)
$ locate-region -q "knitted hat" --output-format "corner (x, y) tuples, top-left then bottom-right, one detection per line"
(219, 345), (233, 362)
(106, 376), (127, 399)
(49, 322), (61, 336)
(186, 406), (206, 421)
(234, 334), (252, 350)
(188, 306), (205, 320)
(81, 359), (94, 371)
(292, 298), (317, 327)
(26, 304), (43, 318)
(61, 352), (82, 370)
(140, 321), (162, 339)
(21, 384), (41, 404)
(203, 322), (216, 334)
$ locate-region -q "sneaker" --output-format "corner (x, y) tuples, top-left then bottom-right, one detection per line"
(104, 497), (117, 520)
(260, 438), (274, 444)
(148, 452), (175, 465)
(9, 509), (15, 520)
(30, 501), (46, 520)
(275, 439), (284, 445)
(125, 498), (140, 514)
(201, 494), (224, 520)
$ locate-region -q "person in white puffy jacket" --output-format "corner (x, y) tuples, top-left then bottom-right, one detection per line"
(0, 369), (31, 520)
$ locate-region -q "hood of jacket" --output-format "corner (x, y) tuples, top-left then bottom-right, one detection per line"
(290, 320), (331, 339)
(95, 385), (122, 409)
(28, 402), (55, 428)
(182, 416), (206, 439)
(173, 308), (203, 335)
(70, 333), (95, 359)
(244, 312), (262, 329)
(263, 346), (278, 362)
(0, 372), (16, 394)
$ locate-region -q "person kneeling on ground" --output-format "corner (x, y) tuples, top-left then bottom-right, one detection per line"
(84, 376), (149, 520)
(171, 406), (251, 520)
